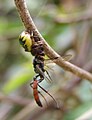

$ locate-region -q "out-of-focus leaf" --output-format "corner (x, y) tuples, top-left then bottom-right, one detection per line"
(64, 101), (92, 120)
(2, 62), (34, 94)
(0, 19), (8, 33)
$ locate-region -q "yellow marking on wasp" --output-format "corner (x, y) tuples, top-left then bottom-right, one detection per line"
(19, 31), (33, 52)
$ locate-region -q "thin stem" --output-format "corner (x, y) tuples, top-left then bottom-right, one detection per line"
(0, 93), (31, 106)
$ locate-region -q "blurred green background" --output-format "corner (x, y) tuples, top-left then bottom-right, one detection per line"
(0, 0), (92, 120)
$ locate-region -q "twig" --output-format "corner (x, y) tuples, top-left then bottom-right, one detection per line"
(0, 93), (31, 106)
(14, 0), (92, 82)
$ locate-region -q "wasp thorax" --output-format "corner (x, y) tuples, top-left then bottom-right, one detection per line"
(19, 31), (33, 52)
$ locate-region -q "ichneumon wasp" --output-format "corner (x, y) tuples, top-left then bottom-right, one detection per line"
(19, 31), (72, 107)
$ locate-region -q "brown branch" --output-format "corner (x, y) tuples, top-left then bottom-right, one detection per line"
(0, 93), (31, 106)
(14, 0), (92, 82)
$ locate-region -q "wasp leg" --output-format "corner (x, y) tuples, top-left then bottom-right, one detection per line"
(38, 91), (48, 107)
(30, 81), (33, 87)
(33, 74), (40, 79)
(36, 64), (52, 82)
(38, 84), (58, 107)
(33, 74), (44, 83)
(45, 70), (52, 82)
(34, 64), (51, 83)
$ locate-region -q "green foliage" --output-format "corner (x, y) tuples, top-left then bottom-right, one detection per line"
(2, 62), (34, 94)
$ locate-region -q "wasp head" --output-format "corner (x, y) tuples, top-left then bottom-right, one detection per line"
(19, 31), (33, 52)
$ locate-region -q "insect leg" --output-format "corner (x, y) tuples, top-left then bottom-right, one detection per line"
(34, 64), (49, 83)
(30, 81), (33, 87)
(45, 70), (52, 82)
(38, 91), (48, 107)
(33, 74), (40, 79)
(36, 64), (51, 82)
(38, 84), (58, 107)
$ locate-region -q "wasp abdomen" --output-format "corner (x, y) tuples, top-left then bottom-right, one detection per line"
(33, 80), (43, 107)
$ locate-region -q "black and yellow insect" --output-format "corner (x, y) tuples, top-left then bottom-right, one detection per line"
(19, 31), (72, 107)
(19, 31), (54, 107)
(19, 31), (50, 82)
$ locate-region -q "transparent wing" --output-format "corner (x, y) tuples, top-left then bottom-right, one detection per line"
(44, 54), (73, 65)
(36, 65), (52, 82)
(61, 54), (73, 61)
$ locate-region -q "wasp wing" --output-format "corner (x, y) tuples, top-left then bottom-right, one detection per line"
(61, 54), (73, 61)
(44, 54), (73, 65)
(36, 65), (52, 82)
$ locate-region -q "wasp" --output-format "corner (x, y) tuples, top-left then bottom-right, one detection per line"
(19, 31), (55, 107)
(19, 31), (72, 107)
